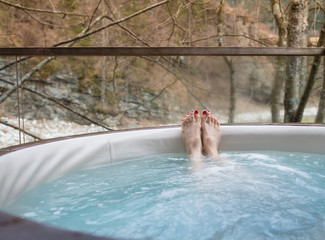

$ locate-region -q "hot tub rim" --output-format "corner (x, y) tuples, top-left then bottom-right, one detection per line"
(1, 123), (324, 156)
(1, 123), (325, 240)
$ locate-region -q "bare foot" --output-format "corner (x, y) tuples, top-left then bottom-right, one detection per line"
(201, 110), (221, 158)
(181, 110), (203, 159)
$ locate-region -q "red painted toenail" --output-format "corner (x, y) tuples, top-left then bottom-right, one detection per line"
(194, 110), (199, 114)
(202, 110), (207, 114)
(187, 113), (189, 116)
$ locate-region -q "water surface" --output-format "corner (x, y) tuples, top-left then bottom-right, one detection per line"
(4, 151), (325, 240)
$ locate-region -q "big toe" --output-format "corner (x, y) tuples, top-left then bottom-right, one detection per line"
(194, 109), (200, 122)
(201, 110), (211, 123)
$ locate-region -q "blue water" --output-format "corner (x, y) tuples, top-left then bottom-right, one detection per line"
(4, 151), (325, 240)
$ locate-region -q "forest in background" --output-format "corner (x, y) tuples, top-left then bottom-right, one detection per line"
(0, 0), (325, 144)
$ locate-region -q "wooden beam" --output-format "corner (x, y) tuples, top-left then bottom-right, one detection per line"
(0, 47), (324, 56)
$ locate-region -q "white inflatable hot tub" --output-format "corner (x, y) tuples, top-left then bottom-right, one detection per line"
(0, 125), (324, 239)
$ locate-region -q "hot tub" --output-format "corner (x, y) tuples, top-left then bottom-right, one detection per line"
(1, 125), (325, 239)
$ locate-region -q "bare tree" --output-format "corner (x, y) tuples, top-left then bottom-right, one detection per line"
(0, 0), (169, 136)
(217, 0), (236, 123)
(2, 0), (324, 135)
(100, 9), (108, 108)
(315, 58), (325, 123)
(294, 21), (325, 122)
(284, 0), (310, 122)
(270, 0), (287, 123)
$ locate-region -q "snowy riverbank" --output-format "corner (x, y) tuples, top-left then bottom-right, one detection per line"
(0, 117), (106, 149)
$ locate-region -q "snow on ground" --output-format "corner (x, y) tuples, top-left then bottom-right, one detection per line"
(236, 107), (318, 123)
(0, 117), (106, 149)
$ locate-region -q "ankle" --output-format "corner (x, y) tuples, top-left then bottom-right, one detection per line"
(188, 145), (202, 158)
(204, 146), (218, 158)
(189, 150), (203, 159)
(206, 151), (219, 158)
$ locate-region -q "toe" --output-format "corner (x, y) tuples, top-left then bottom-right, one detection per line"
(183, 113), (190, 126)
(216, 117), (220, 127)
(186, 113), (191, 122)
(206, 111), (212, 123)
(182, 117), (186, 126)
(189, 111), (195, 122)
(194, 109), (200, 122)
(201, 110), (208, 123)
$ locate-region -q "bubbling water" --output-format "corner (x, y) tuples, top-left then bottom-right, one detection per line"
(4, 151), (325, 240)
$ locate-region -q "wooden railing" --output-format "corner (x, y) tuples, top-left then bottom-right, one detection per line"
(0, 47), (324, 56)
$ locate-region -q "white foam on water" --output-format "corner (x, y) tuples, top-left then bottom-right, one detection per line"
(3, 151), (325, 240)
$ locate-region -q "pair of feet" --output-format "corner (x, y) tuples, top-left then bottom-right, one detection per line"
(181, 110), (221, 159)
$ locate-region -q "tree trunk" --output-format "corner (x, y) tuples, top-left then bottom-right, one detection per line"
(101, 56), (107, 104)
(227, 59), (236, 123)
(293, 21), (325, 122)
(217, 0), (236, 123)
(315, 57), (325, 123)
(217, 0), (225, 47)
(271, 57), (286, 122)
(284, 0), (310, 122)
(101, 16), (108, 107)
(270, 0), (287, 123)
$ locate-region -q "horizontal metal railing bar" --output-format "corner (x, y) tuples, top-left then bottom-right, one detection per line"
(0, 47), (325, 56)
